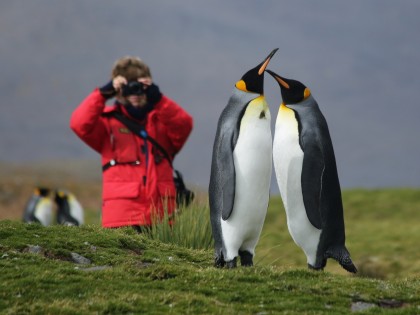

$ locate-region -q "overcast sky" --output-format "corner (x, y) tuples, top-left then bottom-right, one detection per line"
(1, 1), (419, 191)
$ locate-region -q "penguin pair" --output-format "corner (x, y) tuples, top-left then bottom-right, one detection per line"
(23, 188), (84, 226)
(209, 50), (356, 273)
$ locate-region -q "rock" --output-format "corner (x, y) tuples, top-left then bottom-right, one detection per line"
(26, 245), (43, 255)
(351, 301), (376, 312)
(70, 252), (91, 265)
(378, 299), (404, 308)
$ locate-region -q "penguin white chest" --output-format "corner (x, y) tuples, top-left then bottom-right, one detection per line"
(69, 196), (85, 225)
(35, 197), (53, 226)
(273, 104), (321, 265)
(221, 97), (272, 259)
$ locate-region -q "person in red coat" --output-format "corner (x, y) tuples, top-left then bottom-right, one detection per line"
(70, 56), (193, 230)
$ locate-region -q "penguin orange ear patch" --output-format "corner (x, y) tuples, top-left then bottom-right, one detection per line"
(235, 80), (248, 92)
(304, 88), (311, 99)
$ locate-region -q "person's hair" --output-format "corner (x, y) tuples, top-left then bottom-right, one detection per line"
(111, 56), (152, 80)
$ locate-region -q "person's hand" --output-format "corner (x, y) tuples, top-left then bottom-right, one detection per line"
(138, 77), (152, 87)
(112, 75), (128, 93)
(143, 81), (162, 105)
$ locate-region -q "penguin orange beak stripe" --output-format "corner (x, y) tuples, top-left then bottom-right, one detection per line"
(258, 48), (279, 75)
(275, 76), (290, 89)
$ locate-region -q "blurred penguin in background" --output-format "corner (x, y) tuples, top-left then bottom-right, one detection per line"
(23, 187), (53, 226)
(55, 189), (84, 226)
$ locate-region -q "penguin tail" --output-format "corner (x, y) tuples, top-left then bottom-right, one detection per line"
(325, 246), (357, 274)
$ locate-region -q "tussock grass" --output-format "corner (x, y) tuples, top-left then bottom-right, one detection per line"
(148, 201), (213, 250)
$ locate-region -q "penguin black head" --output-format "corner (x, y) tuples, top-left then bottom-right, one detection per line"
(35, 187), (50, 197)
(54, 189), (69, 205)
(266, 70), (311, 105)
(55, 189), (80, 226)
(235, 48), (278, 95)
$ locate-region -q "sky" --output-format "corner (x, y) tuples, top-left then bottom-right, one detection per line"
(1, 1), (419, 192)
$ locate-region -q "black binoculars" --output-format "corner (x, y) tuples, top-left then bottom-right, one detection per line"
(122, 81), (145, 97)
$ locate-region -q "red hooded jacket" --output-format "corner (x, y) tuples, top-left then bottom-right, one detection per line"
(70, 88), (193, 227)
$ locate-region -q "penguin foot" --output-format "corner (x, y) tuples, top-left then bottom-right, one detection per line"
(214, 255), (225, 268)
(61, 221), (77, 227)
(226, 258), (237, 269)
(239, 250), (253, 267)
(307, 263), (324, 271)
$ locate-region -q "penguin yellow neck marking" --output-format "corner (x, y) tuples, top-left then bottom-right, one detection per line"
(277, 103), (297, 125)
(239, 96), (269, 130)
(279, 103), (292, 112)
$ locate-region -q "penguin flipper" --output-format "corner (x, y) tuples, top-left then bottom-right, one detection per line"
(301, 141), (324, 229)
(212, 91), (252, 221)
(219, 133), (236, 221)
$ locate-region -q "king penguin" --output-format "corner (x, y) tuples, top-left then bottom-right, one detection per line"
(55, 189), (84, 226)
(266, 69), (357, 273)
(22, 187), (53, 226)
(209, 48), (278, 268)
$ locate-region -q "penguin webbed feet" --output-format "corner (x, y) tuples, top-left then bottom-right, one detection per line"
(226, 257), (237, 269)
(60, 221), (79, 227)
(239, 250), (253, 267)
(308, 264), (323, 271)
(215, 251), (254, 269)
(214, 252), (226, 268)
(308, 258), (326, 272)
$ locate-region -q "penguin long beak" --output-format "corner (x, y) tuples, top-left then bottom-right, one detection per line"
(265, 69), (289, 89)
(266, 69), (312, 103)
(236, 49), (279, 94)
(258, 49), (279, 75)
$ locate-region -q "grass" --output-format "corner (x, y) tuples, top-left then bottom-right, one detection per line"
(256, 189), (420, 280)
(0, 188), (419, 314)
(147, 201), (213, 250)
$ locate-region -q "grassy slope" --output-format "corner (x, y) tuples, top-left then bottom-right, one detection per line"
(0, 189), (419, 314)
(257, 189), (420, 280)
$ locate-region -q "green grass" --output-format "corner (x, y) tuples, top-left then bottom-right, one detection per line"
(257, 189), (420, 279)
(0, 189), (419, 314)
(147, 201), (213, 250)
